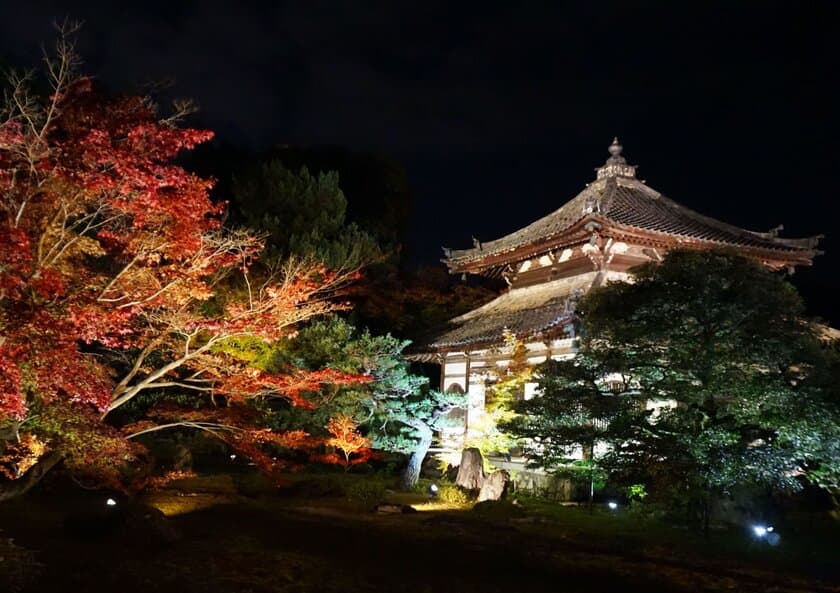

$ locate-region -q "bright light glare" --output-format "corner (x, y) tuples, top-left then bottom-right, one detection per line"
(230, 454), (237, 460)
(607, 501), (618, 510)
(105, 498), (117, 507)
(752, 525), (768, 537)
(410, 501), (469, 512)
(429, 484), (439, 493)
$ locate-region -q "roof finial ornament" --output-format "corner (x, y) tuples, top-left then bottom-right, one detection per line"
(596, 136), (636, 180)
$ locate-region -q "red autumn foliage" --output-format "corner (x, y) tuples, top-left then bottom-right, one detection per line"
(0, 434), (48, 480)
(317, 415), (374, 472)
(215, 367), (372, 409)
(140, 470), (199, 492)
(0, 36), (368, 494)
(125, 404), (325, 479)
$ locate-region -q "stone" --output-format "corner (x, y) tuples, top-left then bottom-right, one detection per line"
(121, 503), (182, 544)
(477, 469), (510, 502)
(455, 447), (485, 491)
(471, 500), (527, 520)
(374, 504), (417, 514)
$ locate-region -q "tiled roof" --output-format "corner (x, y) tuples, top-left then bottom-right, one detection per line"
(446, 140), (821, 271)
(411, 272), (597, 353)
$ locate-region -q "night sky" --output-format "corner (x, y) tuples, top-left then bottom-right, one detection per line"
(2, 2), (838, 322)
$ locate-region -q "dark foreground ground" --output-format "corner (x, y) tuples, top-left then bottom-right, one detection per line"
(1, 477), (838, 593)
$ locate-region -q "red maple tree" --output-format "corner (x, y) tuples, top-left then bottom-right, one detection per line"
(0, 29), (367, 498)
(319, 415), (373, 472)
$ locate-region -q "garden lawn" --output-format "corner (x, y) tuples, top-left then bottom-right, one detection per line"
(0, 473), (838, 593)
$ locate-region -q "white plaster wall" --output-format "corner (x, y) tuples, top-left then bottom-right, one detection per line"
(646, 398), (678, 421)
(444, 361), (467, 375)
(466, 379), (486, 428)
(523, 382), (540, 400)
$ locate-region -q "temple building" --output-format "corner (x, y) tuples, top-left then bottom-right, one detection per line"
(411, 139), (822, 449)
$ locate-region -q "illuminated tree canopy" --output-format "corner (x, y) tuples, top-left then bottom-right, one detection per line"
(506, 250), (840, 527)
(0, 32), (368, 498)
(277, 316), (464, 489)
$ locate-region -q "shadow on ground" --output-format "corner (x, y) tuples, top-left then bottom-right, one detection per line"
(1, 480), (838, 593)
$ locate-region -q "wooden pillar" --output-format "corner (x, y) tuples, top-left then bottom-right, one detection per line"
(464, 352), (471, 393)
(463, 352), (471, 445)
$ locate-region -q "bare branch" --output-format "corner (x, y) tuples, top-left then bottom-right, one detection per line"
(159, 98), (199, 127)
(126, 421), (241, 440)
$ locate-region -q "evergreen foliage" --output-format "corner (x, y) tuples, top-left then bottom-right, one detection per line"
(227, 155), (471, 485)
(506, 250), (840, 526)
(266, 146), (414, 251)
(291, 318), (464, 486)
(247, 316), (465, 488)
(232, 160), (380, 268)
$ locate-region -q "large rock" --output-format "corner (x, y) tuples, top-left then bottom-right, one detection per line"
(471, 499), (527, 520)
(477, 470), (510, 502)
(374, 503), (418, 514)
(455, 447), (485, 491)
(122, 503), (182, 544)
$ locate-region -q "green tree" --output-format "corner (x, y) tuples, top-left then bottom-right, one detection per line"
(256, 316), (465, 489)
(502, 353), (636, 506)
(270, 317), (465, 489)
(508, 250), (840, 531)
(267, 146), (414, 252)
(368, 384), (465, 491)
(231, 161), (380, 269)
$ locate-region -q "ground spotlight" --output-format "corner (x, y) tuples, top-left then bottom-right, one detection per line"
(751, 524), (781, 545)
(607, 501), (618, 510)
(428, 483), (439, 498)
(105, 498), (117, 507)
(752, 524), (773, 538)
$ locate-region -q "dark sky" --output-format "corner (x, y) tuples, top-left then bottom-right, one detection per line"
(2, 2), (838, 322)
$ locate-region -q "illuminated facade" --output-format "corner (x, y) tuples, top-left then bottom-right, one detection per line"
(411, 139), (822, 450)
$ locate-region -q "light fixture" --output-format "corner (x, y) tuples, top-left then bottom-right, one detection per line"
(428, 483), (439, 497)
(607, 501), (618, 510)
(105, 498), (117, 507)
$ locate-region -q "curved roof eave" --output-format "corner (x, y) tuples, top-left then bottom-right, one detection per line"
(443, 155), (822, 274)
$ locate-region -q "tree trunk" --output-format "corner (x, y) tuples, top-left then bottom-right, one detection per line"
(586, 442), (594, 513)
(0, 452), (63, 503)
(400, 425), (433, 491)
(455, 447), (485, 491)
